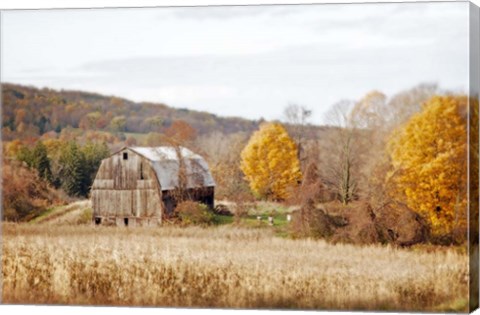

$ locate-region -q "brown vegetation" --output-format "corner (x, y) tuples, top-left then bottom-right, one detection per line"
(326, 201), (430, 246)
(174, 201), (216, 226)
(2, 159), (65, 221)
(290, 200), (429, 247)
(2, 223), (468, 311)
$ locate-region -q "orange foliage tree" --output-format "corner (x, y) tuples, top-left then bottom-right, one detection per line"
(165, 120), (197, 144)
(387, 96), (468, 236)
(240, 123), (301, 200)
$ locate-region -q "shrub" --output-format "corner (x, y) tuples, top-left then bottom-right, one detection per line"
(290, 200), (334, 239)
(175, 201), (216, 226)
(2, 159), (64, 222)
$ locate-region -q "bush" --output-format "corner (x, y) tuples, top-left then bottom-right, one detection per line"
(175, 201), (216, 226)
(374, 202), (430, 246)
(290, 200), (334, 239)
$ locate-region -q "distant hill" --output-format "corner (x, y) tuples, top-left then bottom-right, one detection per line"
(1, 83), (262, 140)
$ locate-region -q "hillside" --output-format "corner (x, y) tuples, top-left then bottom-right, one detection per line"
(1, 83), (261, 141)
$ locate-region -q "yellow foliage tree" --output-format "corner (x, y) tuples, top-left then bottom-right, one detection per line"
(240, 123), (302, 200)
(387, 96), (468, 236)
(469, 97), (479, 242)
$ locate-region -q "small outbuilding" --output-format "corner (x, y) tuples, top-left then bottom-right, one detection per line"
(91, 146), (215, 226)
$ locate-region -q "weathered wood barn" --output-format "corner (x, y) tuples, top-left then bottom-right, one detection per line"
(91, 146), (215, 226)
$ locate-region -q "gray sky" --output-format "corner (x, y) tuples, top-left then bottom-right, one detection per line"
(1, 2), (469, 124)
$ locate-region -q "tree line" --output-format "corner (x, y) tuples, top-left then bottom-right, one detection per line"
(6, 140), (109, 198)
(2, 83), (260, 142)
(238, 84), (473, 242)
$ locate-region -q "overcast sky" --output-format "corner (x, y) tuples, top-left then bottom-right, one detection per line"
(1, 2), (469, 124)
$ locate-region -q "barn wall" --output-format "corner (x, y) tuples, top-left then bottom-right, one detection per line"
(92, 149), (163, 225)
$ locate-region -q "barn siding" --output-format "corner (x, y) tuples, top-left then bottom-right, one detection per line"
(92, 149), (163, 225)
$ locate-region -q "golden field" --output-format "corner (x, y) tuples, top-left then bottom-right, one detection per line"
(1, 223), (469, 311)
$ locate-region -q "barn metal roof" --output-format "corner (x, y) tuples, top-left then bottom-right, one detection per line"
(128, 146), (215, 190)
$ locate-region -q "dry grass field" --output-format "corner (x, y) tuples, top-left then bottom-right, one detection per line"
(1, 223), (469, 311)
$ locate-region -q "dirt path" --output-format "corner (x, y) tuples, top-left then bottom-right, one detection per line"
(33, 200), (91, 225)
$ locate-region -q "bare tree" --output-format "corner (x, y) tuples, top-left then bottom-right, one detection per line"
(195, 131), (251, 201)
(349, 91), (388, 129)
(313, 83), (438, 208)
(321, 100), (361, 205)
(348, 92), (390, 206)
(386, 83), (438, 128)
(283, 103), (312, 168)
(351, 84), (439, 207)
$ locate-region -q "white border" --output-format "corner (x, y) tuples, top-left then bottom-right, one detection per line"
(0, 0), (478, 315)
(0, 0), (475, 10)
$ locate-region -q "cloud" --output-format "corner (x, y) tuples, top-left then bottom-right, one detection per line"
(133, 85), (237, 104)
(2, 1), (469, 124)
(167, 5), (273, 20)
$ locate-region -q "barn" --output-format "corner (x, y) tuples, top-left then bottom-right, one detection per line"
(91, 146), (215, 226)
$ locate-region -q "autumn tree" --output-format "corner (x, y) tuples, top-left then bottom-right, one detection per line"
(470, 97), (479, 242)
(240, 123), (301, 200)
(165, 120), (197, 144)
(108, 115), (127, 133)
(144, 115), (164, 132)
(4, 139), (24, 158)
(387, 95), (468, 237)
(79, 112), (102, 130)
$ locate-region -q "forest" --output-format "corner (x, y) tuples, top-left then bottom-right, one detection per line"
(1, 82), (477, 245)
(1, 83), (260, 141)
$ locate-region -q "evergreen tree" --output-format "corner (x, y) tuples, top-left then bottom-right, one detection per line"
(81, 141), (110, 188)
(60, 142), (89, 197)
(16, 145), (34, 168)
(32, 141), (53, 184)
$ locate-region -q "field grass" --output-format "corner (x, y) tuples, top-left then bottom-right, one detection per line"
(1, 223), (469, 311)
(214, 214), (234, 225)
